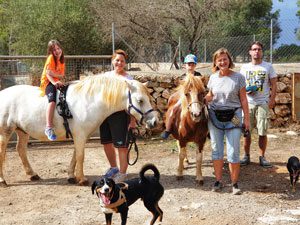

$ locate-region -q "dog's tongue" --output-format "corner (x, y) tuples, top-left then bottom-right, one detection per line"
(101, 194), (111, 205)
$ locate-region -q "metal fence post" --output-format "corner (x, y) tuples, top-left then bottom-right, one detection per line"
(178, 36), (182, 67)
(270, 19), (273, 63)
(112, 22), (115, 54)
(204, 39), (207, 63)
(111, 22), (115, 70)
(115, 32), (155, 71)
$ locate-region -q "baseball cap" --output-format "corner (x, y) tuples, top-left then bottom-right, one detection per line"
(184, 54), (198, 64)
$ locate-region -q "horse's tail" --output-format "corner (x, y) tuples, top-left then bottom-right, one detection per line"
(139, 163), (160, 183)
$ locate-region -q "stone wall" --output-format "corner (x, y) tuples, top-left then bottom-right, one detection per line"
(130, 71), (294, 130)
(271, 73), (293, 127)
(1, 71), (295, 133)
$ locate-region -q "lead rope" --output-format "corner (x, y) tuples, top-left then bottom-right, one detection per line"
(126, 128), (139, 166)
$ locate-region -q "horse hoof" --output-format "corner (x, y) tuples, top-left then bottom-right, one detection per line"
(0, 181), (8, 187)
(79, 180), (89, 186)
(196, 180), (204, 186)
(176, 176), (183, 181)
(67, 178), (77, 184)
(30, 175), (41, 181)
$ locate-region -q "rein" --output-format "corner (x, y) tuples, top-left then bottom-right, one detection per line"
(127, 91), (154, 125)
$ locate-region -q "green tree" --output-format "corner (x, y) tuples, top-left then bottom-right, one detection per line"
(0, 0), (105, 55)
(0, 0), (9, 54)
(90, 0), (279, 62)
(297, 0), (300, 39)
(205, 0), (280, 61)
(273, 44), (300, 62)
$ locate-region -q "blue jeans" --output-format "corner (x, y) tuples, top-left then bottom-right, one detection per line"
(208, 108), (242, 163)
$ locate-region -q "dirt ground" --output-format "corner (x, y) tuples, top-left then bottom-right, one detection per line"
(1, 127), (300, 225)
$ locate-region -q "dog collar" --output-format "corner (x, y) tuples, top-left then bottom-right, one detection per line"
(101, 189), (127, 212)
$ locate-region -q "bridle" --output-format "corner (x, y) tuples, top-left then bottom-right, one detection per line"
(186, 91), (207, 121)
(187, 101), (203, 110)
(127, 90), (154, 124)
(187, 92), (205, 113)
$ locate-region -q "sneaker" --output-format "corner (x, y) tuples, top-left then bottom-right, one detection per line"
(259, 156), (272, 168)
(161, 131), (171, 139)
(240, 155), (250, 166)
(232, 183), (242, 195)
(212, 181), (223, 192)
(104, 167), (119, 178)
(44, 127), (57, 141)
(114, 172), (127, 183)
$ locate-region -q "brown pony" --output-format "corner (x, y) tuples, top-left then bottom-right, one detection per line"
(164, 73), (208, 185)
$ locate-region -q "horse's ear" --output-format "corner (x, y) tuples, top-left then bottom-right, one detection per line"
(125, 80), (136, 91)
(201, 75), (209, 87)
(143, 81), (149, 87)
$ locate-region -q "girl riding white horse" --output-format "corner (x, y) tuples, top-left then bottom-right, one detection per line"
(0, 74), (158, 186)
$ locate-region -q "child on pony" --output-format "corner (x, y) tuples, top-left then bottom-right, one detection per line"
(40, 40), (65, 141)
(161, 54), (201, 139)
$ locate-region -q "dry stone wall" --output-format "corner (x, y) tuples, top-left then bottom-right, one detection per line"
(271, 73), (293, 127)
(2, 70), (294, 137)
(130, 71), (293, 132)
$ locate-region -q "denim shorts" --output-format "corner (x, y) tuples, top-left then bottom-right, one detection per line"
(45, 83), (57, 103)
(249, 104), (269, 136)
(208, 108), (242, 163)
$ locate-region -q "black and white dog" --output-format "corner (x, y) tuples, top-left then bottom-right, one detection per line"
(92, 163), (164, 225)
(287, 156), (300, 192)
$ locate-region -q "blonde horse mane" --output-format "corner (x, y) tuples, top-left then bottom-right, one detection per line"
(73, 74), (128, 106)
(178, 73), (205, 115)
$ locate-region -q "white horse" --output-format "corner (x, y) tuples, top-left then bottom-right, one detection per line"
(0, 74), (158, 186)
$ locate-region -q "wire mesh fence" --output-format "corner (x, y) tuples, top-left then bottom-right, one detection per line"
(113, 18), (300, 66)
(1, 18), (299, 89)
(0, 55), (111, 90)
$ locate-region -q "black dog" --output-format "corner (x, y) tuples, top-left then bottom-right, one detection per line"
(287, 156), (300, 192)
(92, 163), (164, 225)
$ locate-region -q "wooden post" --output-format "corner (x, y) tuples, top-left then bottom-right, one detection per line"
(170, 46), (179, 70)
(292, 73), (300, 121)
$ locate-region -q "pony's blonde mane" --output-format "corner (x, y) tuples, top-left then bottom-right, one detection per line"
(178, 73), (205, 115)
(73, 74), (128, 106)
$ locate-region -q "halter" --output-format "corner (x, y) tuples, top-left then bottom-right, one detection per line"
(187, 91), (205, 112)
(187, 100), (206, 117)
(127, 90), (154, 124)
(187, 101), (202, 109)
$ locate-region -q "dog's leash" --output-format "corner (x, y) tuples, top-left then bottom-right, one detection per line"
(126, 128), (139, 166)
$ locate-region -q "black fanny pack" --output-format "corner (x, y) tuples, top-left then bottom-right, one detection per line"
(214, 108), (237, 122)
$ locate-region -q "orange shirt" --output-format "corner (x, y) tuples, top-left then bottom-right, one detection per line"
(40, 55), (65, 96)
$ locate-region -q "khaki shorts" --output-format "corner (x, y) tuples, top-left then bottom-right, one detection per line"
(249, 104), (269, 136)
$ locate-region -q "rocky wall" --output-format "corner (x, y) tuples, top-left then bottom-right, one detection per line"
(2, 71), (294, 136)
(130, 72), (294, 132)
